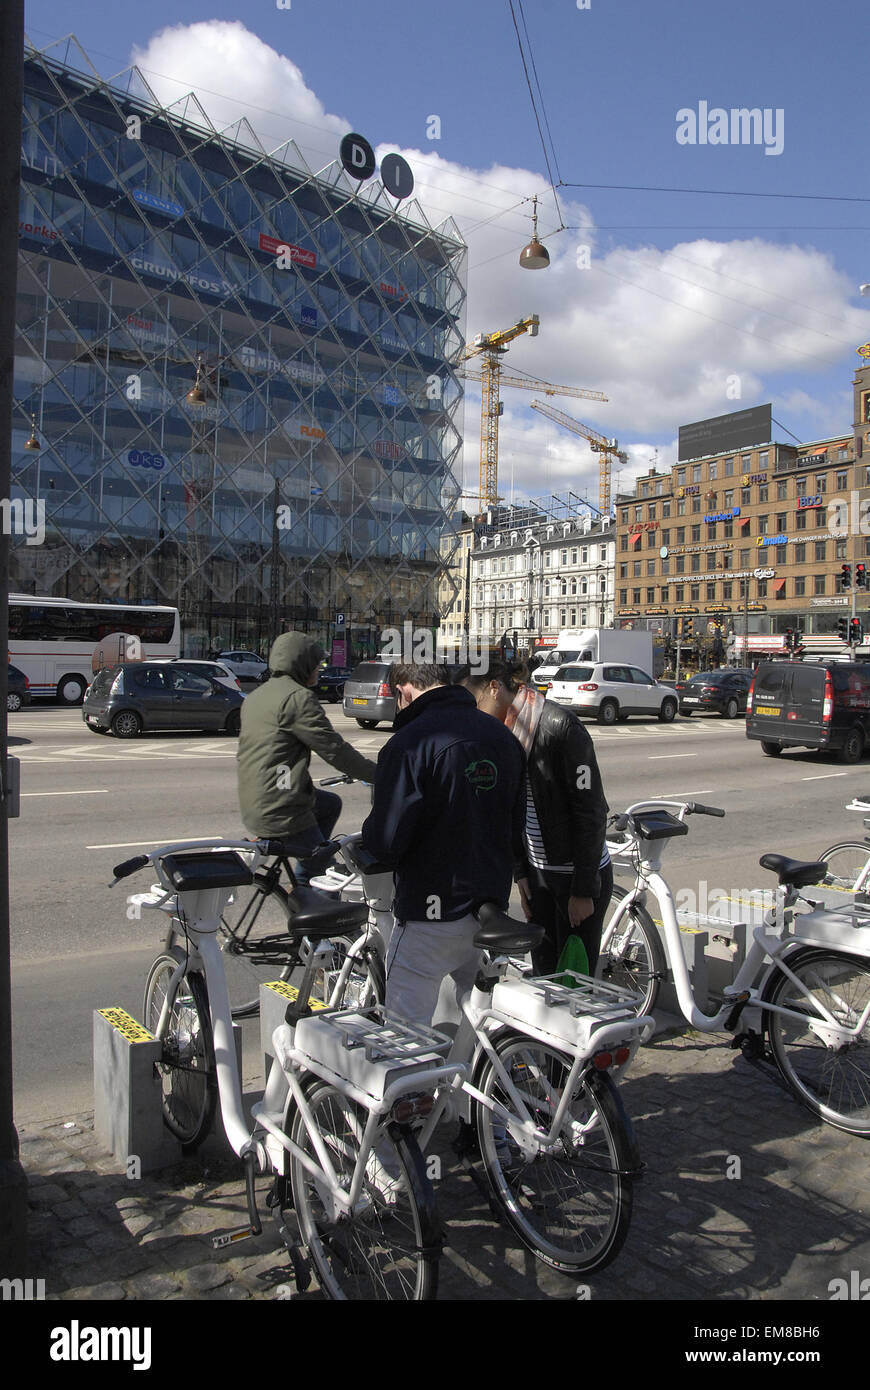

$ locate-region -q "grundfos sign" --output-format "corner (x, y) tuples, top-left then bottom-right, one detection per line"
(130, 255), (236, 297)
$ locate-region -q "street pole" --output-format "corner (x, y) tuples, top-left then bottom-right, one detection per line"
(674, 617), (682, 688)
(0, 0), (26, 1277)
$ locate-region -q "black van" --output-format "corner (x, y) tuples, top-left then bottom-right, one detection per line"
(746, 660), (870, 762)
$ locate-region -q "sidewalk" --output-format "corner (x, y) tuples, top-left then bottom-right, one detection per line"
(13, 1025), (870, 1302)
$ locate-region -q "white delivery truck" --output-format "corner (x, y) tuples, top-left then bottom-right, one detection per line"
(531, 628), (656, 691)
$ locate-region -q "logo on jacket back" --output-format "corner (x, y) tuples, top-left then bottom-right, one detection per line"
(465, 759), (498, 792)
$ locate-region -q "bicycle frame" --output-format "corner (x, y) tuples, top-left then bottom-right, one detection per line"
(127, 838), (462, 1221)
(602, 801), (870, 1042)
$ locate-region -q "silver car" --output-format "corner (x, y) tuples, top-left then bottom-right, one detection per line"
(342, 660), (396, 728)
(217, 649), (268, 682)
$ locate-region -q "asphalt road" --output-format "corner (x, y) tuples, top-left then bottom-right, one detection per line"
(9, 699), (867, 1122)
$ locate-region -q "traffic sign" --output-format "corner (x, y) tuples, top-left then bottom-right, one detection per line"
(336, 613), (345, 626)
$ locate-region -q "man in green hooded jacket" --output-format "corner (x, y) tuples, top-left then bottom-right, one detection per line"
(236, 632), (378, 883)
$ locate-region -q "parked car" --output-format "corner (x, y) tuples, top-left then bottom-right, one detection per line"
(7, 663), (30, 712)
(82, 661), (244, 738)
(316, 664), (353, 703)
(546, 662), (678, 725)
(161, 657), (243, 693)
(342, 660), (396, 728)
(676, 667), (754, 718)
(217, 650), (268, 682)
(746, 659), (870, 762)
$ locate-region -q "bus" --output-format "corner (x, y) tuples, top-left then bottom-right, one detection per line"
(8, 595), (181, 704)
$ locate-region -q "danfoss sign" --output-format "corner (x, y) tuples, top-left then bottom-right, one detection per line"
(258, 234), (317, 268)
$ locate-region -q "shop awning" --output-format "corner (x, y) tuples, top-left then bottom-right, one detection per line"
(773, 579), (786, 593)
(629, 532), (641, 547)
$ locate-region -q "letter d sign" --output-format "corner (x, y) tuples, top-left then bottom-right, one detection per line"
(340, 133), (376, 182)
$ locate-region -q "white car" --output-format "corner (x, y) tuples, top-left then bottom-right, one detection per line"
(547, 662), (678, 725)
(160, 658), (244, 694)
(217, 650), (268, 682)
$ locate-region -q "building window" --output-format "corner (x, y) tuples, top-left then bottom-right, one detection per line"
(757, 580), (768, 599)
(561, 549), (568, 565)
(691, 554), (700, 572)
(648, 504), (656, 520)
(759, 451), (769, 469)
(776, 512), (787, 530)
(794, 576), (805, 596)
(632, 589), (641, 604)
(723, 582), (732, 599)
(814, 574), (826, 595)
(691, 525), (701, 542)
(795, 510), (806, 530)
(740, 548), (751, 565)
(758, 515), (768, 535)
(675, 585), (684, 601)
(776, 546), (787, 565)
(741, 454), (751, 469)
(619, 563), (627, 579)
(662, 500), (671, 518)
(796, 476), (807, 495)
(619, 589), (627, 605)
(571, 549), (578, 564)
(676, 468), (686, 486)
(676, 527), (686, 544)
(632, 561), (641, 578)
(676, 556), (685, 573)
(723, 520), (733, 539)
(690, 584), (700, 601)
(544, 551), (551, 566)
(620, 536), (628, 551)
(723, 490), (734, 508)
(741, 487), (751, 505)
(815, 541), (826, 562)
(661, 558), (670, 574)
(759, 484), (768, 502)
(709, 461), (718, 480)
(777, 479), (788, 500)
(692, 497), (701, 512)
(621, 509), (628, 525)
(722, 552), (732, 569)
(708, 525), (717, 540)
(647, 560), (655, 576)
(662, 528), (670, 545)
(816, 475), (826, 494)
(692, 464), (701, 482)
(706, 583), (716, 600)
(815, 509), (825, 527)
(836, 539), (847, 560)
(660, 586), (669, 602)
(676, 499), (686, 515)
(646, 587), (655, 603)
(837, 470), (848, 490)
(581, 548), (588, 564)
(633, 509), (642, 524)
(724, 457), (734, 475)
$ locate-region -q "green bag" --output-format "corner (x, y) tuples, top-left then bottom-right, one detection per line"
(555, 933), (590, 986)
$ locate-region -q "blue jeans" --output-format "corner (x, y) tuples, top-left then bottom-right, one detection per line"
(290, 789), (342, 887)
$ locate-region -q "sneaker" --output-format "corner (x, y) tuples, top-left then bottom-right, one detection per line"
(492, 1122), (521, 1171)
(365, 1150), (402, 1207)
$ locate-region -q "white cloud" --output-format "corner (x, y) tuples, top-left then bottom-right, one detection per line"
(130, 22), (870, 506)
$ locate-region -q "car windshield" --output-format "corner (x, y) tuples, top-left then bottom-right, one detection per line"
(554, 666), (594, 681)
(690, 671), (724, 684)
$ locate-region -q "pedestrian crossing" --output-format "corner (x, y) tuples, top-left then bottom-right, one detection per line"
(16, 739), (236, 763)
(590, 720), (746, 740)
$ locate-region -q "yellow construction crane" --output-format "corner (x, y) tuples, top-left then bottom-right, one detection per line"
(529, 399), (627, 518)
(459, 315), (606, 508)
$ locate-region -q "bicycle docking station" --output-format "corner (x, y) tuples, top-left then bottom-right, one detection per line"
(93, 1006), (246, 1174)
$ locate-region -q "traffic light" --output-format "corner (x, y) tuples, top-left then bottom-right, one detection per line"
(851, 618), (864, 644)
(857, 564), (867, 590)
(684, 618), (694, 638)
(841, 564), (853, 591)
(838, 616), (850, 641)
(784, 627), (793, 650)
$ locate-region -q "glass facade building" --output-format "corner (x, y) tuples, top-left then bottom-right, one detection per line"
(13, 38), (466, 655)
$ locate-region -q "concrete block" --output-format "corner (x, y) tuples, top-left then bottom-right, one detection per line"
(654, 923), (708, 1014)
(93, 1008), (180, 1175)
(259, 980), (328, 1077)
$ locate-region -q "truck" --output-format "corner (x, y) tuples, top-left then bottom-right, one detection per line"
(530, 628), (656, 691)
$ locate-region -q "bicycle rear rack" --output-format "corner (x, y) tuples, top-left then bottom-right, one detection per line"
(287, 1006), (456, 1103)
(490, 972), (652, 1053)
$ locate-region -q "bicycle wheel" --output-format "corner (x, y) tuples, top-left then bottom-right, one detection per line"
(596, 884), (666, 1016)
(473, 1031), (638, 1273)
(219, 875), (302, 1018)
(288, 1082), (439, 1299)
(818, 842), (870, 894)
(143, 947), (217, 1151)
(312, 933), (385, 1010)
(766, 947), (870, 1136)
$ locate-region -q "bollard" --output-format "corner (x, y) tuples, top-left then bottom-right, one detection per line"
(93, 1008), (180, 1174)
(259, 980), (328, 1080)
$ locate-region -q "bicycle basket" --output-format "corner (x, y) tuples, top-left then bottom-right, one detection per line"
(290, 1006), (453, 1101)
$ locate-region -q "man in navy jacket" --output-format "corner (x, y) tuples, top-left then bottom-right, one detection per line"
(360, 660), (525, 1028)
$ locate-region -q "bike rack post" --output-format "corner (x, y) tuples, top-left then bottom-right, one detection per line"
(93, 1007), (181, 1174)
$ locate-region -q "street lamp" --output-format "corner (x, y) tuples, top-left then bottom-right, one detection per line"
(519, 195), (550, 270)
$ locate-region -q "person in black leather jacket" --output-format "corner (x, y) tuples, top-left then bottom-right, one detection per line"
(459, 660), (612, 975)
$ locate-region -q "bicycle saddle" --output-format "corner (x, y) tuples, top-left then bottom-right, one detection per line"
(472, 902), (545, 955)
(759, 853), (827, 888)
(285, 885), (368, 937)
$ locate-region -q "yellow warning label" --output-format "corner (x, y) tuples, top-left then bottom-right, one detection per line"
(99, 1008), (155, 1043)
(263, 981), (328, 1011)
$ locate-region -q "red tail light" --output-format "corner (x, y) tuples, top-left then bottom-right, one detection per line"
(580, 682), (599, 691)
(746, 677), (755, 713)
(23, 676), (29, 689)
(823, 671), (834, 722)
(593, 1051), (613, 1070)
(377, 682), (392, 698)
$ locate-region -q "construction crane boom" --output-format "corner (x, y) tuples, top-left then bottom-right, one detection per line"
(530, 399), (627, 518)
(457, 316), (606, 508)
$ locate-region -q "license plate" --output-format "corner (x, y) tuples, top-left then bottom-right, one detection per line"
(756, 705), (781, 716)
(682, 697), (699, 703)
(87, 715), (101, 724)
(352, 698), (367, 706)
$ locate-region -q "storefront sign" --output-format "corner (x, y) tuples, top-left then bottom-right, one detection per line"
(753, 567), (775, 579)
(748, 602), (767, 611)
(677, 485), (701, 497)
(811, 596), (849, 607)
(797, 494), (823, 509)
(126, 449), (165, 471)
(757, 533), (788, 547)
(628, 520), (660, 533)
(132, 188), (184, 218)
(617, 608), (640, 616)
(705, 605), (731, 613)
(741, 472), (768, 486)
(258, 233), (317, 268)
(673, 605), (700, 614)
(704, 507), (740, 523)
(644, 606), (669, 615)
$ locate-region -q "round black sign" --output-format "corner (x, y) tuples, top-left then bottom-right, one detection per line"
(340, 133), (376, 182)
(381, 152), (414, 200)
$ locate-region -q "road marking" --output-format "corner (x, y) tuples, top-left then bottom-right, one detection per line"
(802, 772), (850, 781)
(21, 789), (109, 797)
(86, 836), (227, 849)
(657, 789), (714, 797)
(647, 754), (698, 760)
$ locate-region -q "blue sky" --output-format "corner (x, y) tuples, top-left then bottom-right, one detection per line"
(24, 0), (870, 505)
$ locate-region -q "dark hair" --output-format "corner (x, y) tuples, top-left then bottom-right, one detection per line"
(389, 661), (449, 694)
(456, 660), (528, 694)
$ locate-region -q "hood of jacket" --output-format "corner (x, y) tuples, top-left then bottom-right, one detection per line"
(268, 632), (324, 684)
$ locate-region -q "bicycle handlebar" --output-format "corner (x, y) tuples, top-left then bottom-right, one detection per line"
(608, 798), (726, 833)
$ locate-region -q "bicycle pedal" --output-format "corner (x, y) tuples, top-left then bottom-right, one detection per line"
(212, 1223), (259, 1249)
(723, 990), (751, 1031)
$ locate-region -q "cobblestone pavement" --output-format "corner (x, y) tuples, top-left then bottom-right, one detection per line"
(12, 1025), (870, 1303)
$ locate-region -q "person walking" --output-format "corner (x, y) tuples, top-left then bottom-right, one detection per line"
(237, 632), (378, 885)
(360, 660), (526, 1029)
(460, 660), (611, 977)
